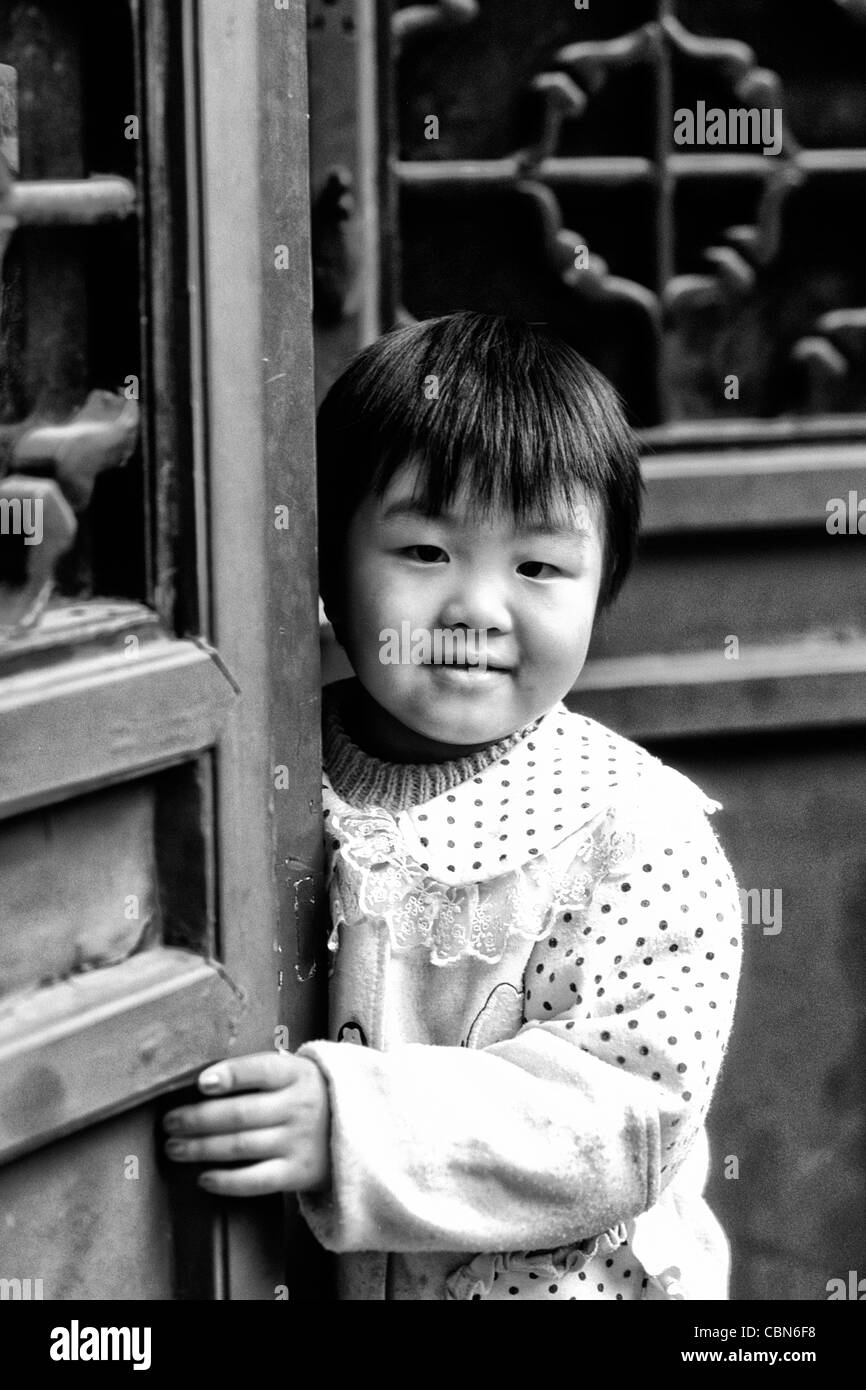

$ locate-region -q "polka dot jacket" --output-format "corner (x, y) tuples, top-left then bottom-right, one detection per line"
(297, 699), (742, 1301)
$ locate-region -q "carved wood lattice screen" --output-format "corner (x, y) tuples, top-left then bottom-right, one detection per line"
(388, 0), (866, 446)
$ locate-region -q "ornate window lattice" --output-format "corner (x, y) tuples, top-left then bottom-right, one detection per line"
(389, 0), (866, 443)
(0, 2), (145, 641)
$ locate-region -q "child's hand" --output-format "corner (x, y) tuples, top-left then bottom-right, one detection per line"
(163, 1052), (331, 1195)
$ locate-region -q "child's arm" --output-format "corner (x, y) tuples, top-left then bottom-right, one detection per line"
(295, 809), (741, 1254)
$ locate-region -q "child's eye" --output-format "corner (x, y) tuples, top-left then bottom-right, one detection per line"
(402, 545), (447, 563)
(517, 560), (560, 579)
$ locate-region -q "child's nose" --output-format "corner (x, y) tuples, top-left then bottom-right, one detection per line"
(438, 576), (512, 633)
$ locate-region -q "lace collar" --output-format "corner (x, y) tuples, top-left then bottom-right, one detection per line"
(322, 704), (719, 966)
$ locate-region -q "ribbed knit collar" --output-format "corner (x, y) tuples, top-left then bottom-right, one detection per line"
(322, 678), (544, 813)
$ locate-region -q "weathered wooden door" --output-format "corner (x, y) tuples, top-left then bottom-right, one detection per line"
(0, 0), (324, 1300)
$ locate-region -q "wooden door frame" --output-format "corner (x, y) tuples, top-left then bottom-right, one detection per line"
(192, 0), (327, 1299)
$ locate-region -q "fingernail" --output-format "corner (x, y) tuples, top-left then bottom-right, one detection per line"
(165, 1140), (186, 1156)
(199, 1069), (225, 1093)
(163, 1114), (181, 1133)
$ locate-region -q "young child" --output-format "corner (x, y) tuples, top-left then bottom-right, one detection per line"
(164, 312), (742, 1301)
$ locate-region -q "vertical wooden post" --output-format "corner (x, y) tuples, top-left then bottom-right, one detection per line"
(195, 0), (326, 1299)
(308, 0), (383, 401)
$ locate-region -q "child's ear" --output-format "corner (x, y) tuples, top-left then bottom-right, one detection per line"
(319, 594), (346, 652)
(319, 598), (354, 685)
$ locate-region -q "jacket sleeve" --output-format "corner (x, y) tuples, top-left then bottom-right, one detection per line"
(297, 796), (742, 1255)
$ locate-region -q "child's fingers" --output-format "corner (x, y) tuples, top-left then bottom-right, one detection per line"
(164, 1090), (290, 1137)
(196, 1052), (304, 1096)
(165, 1126), (287, 1165)
(197, 1159), (297, 1198)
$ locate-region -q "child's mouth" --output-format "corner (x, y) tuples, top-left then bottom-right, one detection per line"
(425, 662), (508, 686)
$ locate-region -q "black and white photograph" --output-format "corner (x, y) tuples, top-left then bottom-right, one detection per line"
(0, 0), (864, 1357)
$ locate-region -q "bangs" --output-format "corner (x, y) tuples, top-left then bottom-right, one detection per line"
(317, 312), (642, 613)
(360, 315), (622, 524)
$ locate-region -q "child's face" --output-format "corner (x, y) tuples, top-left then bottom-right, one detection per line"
(338, 459), (605, 759)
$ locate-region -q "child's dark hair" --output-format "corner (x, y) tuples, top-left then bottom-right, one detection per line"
(316, 312), (642, 634)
